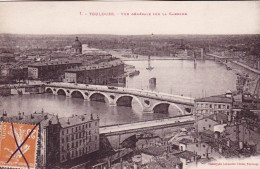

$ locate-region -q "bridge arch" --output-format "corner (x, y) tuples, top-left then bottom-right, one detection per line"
(89, 92), (110, 103)
(152, 102), (184, 115)
(45, 87), (53, 94)
(57, 88), (67, 96)
(115, 94), (144, 111)
(71, 90), (85, 99)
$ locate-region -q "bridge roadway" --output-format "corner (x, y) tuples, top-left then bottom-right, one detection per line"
(99, 114), (194, 136)
(45, 82), (194, 106)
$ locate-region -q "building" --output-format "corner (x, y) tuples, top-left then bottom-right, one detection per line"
(64, 59), (125, 85)
(197, 113), (228, 133)
(58, 114), (99, 164)
(0, 53), (15, 63)
(0, 111), (100, 168)
(28, 60), (82, 81)
(194, 91), (233, 118)
(72, 37), (82, 54)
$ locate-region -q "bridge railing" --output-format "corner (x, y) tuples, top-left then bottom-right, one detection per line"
(100, 114), (193, 127)
(99, 115), (194, 133)
(46, 82), (195, 104)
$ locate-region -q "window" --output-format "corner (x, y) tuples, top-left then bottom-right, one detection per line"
(95, 122), (97, 126)
(210, 104), (212, 108)
(203, 145), (206, 148)
(203, 127), (206, 130)
(209, 125), (211, 128)
(62, 138), (64, 143)
(89, 123), (91, 128)
(62, 130), (64, 135)
(72, 128), (74, 132)
(218, 105), (221, 109)
(227, 105), (230, 109)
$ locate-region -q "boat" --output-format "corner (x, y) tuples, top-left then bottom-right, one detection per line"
(129, 70), (140, 77)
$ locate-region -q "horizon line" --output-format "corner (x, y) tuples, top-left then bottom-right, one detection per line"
(1, 33), (260, 36)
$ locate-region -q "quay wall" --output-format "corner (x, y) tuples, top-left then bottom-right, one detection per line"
(0, 85), (45, 96)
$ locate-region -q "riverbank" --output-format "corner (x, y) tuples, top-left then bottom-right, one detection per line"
(232, 61), (260, 75)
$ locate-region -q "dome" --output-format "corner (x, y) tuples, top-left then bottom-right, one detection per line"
(72, 37), (82, 48)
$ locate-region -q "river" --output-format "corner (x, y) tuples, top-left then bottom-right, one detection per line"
(0, 60), (237, 126)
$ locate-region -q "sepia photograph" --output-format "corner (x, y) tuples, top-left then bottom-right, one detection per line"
(0, 1), (259, 169)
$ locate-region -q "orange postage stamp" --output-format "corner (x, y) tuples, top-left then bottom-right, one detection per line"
(0, 122), (39, 169)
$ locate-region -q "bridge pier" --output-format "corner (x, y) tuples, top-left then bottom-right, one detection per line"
(109, 102), (116, 106)
(142, 107), (154, 113)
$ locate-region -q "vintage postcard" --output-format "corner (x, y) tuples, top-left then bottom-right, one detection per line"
(0, 1), (259, 169)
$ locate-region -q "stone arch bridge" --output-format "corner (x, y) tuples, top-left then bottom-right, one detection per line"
(45, 82), (194, 114)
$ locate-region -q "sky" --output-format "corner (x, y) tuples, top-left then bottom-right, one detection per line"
(0, 1), (260, 35)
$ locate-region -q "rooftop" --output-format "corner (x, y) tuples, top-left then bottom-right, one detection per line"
(141, 146), (167, 157)
(0, 111), (99, 129)
(28, 60), (82, 67)
(175, 150), (197, 160)
(59, 114), (99, 128)
(179, 138), (193, 145)
(65, 59), (123, 72)
(195, 94), (232, 104)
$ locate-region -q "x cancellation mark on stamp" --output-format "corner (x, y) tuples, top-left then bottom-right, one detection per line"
(0, 122), (39, 169)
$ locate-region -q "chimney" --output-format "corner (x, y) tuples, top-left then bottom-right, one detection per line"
(213, 114), (217, 121)
(31, 114), (34, 119)
(228, 114), (232, 122)
(91, 113), (93, 120)
(219, 145), (223, 153)
(214, 132), (220, 139)
(227, 139), (230, 147)
(18, 112), (23, 120)
(67, 118), (70, 124)
(239, 141), (244, 150)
